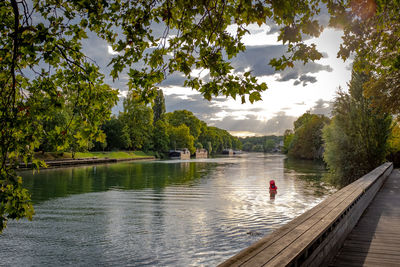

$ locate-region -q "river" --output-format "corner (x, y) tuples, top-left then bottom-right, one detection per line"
(0, 153), (331, 266)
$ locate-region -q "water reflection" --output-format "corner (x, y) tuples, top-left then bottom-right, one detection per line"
(1, 153), (331, 266)
(269, 189), (277, 200)
(20, 161), (216, 204)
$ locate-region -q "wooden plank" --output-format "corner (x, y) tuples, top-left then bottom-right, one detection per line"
(330, 169), (400, 266)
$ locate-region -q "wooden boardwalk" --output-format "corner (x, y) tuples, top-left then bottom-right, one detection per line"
(219, 163), (393, 267)
(330, 169), (400, 267)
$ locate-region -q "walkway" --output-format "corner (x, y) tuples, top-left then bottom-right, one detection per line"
(330, 169), (400, 267)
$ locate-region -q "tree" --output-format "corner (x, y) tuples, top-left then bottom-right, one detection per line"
(332, 1), (400, 114)
(232, 137), (243, 150)
(239, 136), (281, 152)
(153, 119), (170, 153)
(323, 70), (392, 187)
(242, 142), (252, 152)
(102, 116), (131, 150)
(39, 110), (69, 152)
(206, 141), (213, 155)
(288, 113), (330, 160)
(165, 110), (204, 140)
(283, 130), (294, 154)
(283, 113), (329, 160)
(120, 93), (154, 151)
(387, 121), (400, 167)
(152, 89), (166, 123)
(1, 0), (118, 231)
(264, 139), (276, 152)
(168, 124), (195, 154)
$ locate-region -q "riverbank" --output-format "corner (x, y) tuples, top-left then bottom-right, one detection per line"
(19, 151), (156, 169)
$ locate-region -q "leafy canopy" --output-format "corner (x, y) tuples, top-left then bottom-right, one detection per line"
(1, 0), (399, 232)
(323, 70), (392, 187)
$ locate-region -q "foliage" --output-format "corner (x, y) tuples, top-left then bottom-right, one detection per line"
(239, 135), (282, 152)
(206, 141), (213, 155)
(388, 121), (400, 154)
(198, 126), (241, 153)
(0, 0), (118, 232)
(153, 119), (170, 153)
(152, 89), (166, 123)
(264, 140), (276, 152)
(287, 113), (330, 160)
(195, 142), (203, 149)
(331, 1), (400, 114)
(39, 110), (68, 152)
(168, 124), (195, 154)
(165, 110), (204, 140)
(283, 129), (294, 154)
(101, 116), (131, 150)
(120, 93), (154, 151)
(387, 120), (400, 167)
(323, 71), (392, 187)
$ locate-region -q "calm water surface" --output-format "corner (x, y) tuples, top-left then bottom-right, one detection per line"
(0, 153), (330, 266)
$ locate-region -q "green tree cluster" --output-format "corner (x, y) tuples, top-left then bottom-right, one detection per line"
(323, 71), (392, 187)
(198, 126), (242, 154)
(387, 121), (400, 167)
(240, 136), (283, 152)
(90, 91), (241, 156)
(284, 113), (330, 160)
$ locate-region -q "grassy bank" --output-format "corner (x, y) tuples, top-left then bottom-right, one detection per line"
(34, 151), (154, 161)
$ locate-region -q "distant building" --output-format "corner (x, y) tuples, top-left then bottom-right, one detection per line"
(195, 149), (208, 159)
(169, 148), (190, 160)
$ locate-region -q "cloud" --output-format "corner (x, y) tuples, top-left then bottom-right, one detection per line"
(277, 61), (333, 83)
(231, 45), (287, 76)
(107, 45), (119, 55)
(214, 111), (297, 136)
(309, 99), (333, 117)
(160, 72), (186, 87)
(111, 97), (124, 115)
(164, 92), (297, 135)
(293, 75), (318, 86)
(264, 112), (297, 134)
(165, 93), (224, 121)
(278, 72), (299, 82)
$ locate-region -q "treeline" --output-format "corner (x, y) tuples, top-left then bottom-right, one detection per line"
(284, 70), (400, 187)
(239, 136), (283, 152)
(39, 90), (241, 157)
(89, 90), (242, 156)
(283, 113), (330, 160)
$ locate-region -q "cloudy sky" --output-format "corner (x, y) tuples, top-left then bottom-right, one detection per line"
(82, 20), (352, 137)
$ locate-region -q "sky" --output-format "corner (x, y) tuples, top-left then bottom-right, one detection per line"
(82, 18), (353, 137)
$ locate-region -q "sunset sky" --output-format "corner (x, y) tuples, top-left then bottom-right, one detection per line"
(83, 19), (353, 137)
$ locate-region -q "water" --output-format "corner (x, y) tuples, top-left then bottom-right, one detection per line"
(0, 153), (330, 266)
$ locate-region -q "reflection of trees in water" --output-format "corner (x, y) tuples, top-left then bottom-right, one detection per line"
(21, 162), (216, 203)
(284, 158), (326, 177)
(284, 158), (331, 197)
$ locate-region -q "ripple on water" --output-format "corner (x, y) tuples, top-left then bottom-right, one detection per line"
(1, 153), (329, 266)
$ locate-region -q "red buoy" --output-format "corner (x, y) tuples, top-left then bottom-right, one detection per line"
(269, 180), (277, 190)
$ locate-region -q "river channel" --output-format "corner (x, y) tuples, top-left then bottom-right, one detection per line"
(0, 153), (331, 266)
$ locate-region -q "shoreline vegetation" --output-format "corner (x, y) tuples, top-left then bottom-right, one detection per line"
(17, 151), (156, 169)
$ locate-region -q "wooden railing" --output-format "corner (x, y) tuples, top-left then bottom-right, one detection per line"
(219, 162), (393, 267)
